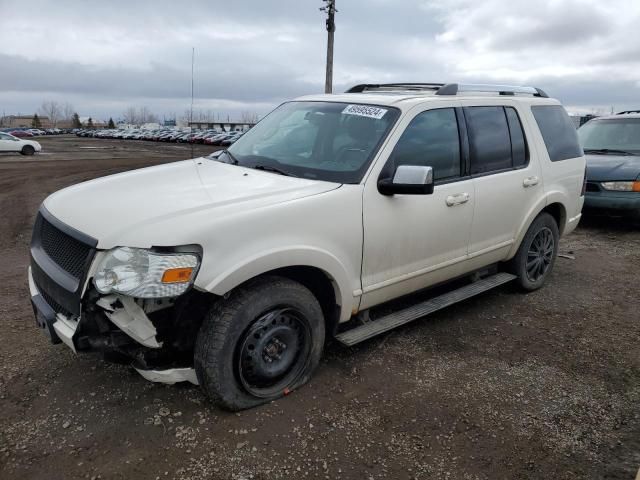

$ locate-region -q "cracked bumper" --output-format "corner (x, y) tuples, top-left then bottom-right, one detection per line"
(29, 266), (78, 351)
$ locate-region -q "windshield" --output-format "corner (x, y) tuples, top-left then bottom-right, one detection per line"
(578, 118), (640, 154)
(225, 101), (400, 183)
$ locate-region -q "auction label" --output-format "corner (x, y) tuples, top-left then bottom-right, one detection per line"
(342, 104), (387, 119)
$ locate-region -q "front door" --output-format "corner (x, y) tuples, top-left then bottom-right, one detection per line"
(361, 106), (475, 308)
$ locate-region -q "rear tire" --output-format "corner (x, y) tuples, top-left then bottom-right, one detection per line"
(508, 212), (559, 291)
(194, 275), (325, 411)
(21, 145), (35, 156)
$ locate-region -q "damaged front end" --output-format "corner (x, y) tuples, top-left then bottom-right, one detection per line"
(76, 288), (210, 384)
(29, 206), (211, 385)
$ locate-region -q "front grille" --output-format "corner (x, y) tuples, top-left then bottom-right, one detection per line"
(586, 182), (601, 192)
(35, 278), (72, 317)
(30, 208), (97, 317)
(40, 216), (92, 279)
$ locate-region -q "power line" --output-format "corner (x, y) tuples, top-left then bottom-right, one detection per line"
(320, 0), (337, 94)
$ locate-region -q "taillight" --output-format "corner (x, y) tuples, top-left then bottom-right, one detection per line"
(581, 167), (587, 196)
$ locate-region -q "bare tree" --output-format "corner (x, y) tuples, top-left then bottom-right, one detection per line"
(122, 106), (159, 125)
(123, 106), (138, 125)
(62, 102), (75, 121)
(39, 101), (62, 127)
(180, 109), (192, 124)
(240, 111), (259, 124)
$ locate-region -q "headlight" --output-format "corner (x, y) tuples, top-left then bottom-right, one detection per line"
(600, 181), (640, 192)
(94, 247), (200, 298)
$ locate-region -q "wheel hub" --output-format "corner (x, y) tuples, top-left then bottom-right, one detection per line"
(237, 308), (310, 395)
(526, 227), (554, 282)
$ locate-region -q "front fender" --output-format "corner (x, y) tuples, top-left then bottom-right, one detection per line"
(200, 246), (357, 322)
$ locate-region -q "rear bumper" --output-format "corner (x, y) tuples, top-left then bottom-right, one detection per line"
(563, 213), (582, 236)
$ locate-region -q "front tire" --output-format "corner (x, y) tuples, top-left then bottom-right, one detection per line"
(508, 212), (559, 291)
(194, 276), (325, 410)
(21, 145), (35, 156)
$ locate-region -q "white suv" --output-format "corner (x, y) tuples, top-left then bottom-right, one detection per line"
(28, 83), (585, 410)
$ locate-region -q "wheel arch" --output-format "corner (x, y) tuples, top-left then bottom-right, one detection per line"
(201, 248), (356, 326)
(508, 197), (568, 258)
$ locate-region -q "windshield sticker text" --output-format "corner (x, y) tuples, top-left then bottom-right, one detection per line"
(342, 105), (387, 120)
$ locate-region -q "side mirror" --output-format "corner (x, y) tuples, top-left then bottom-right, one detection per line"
(378, 165), (434, 196)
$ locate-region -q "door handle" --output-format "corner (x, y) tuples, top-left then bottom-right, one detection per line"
(523, 176), (539, 188)
(445, 193), (470, 207)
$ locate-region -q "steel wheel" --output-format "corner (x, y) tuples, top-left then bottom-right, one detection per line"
(236, 307), (312, 398)
(525, 226), (555, 282)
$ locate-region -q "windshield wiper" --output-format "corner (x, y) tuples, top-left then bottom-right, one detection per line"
(219, 150), (239, 164)
(252, 164), (295, 177)
(583, 148), (636, 156)
(209, 149), (238, 164)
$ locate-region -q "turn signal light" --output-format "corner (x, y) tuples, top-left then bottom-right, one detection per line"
(161, 267), (194, 283)
(634, 181), (640, 192)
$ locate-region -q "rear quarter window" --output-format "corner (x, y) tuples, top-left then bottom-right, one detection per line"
(531, 105), (583, 162)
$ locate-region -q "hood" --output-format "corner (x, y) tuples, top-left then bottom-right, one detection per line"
(586, 154), (640, 182)
(44, 158), (340, 248)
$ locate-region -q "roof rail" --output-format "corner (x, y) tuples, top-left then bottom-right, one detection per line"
(616, 110), (640, 115)
(436, 83), (548, 97)
(345, 83), (444, 93)
(345, 82), (549, 98)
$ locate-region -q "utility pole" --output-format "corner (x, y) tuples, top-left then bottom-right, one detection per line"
(320, 0), (336, 94)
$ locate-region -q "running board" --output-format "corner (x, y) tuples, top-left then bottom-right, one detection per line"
(336, 272), (517, 347)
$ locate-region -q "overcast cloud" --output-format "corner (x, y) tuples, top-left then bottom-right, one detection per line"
(1, 0), (639, 121)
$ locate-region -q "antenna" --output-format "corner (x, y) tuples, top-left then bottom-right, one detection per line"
(190, 47), (195, 158)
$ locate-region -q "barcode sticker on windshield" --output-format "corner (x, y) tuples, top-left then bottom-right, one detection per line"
(342, 104), (387, 119)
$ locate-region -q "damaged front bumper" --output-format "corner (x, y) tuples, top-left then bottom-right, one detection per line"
(28, 266), (201, 385)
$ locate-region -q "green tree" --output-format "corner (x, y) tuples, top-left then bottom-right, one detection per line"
(87, 117), (94, 129)
(31, 114), (42, 128)
(108, 117), (115, 129)
(71, 112), (82, 129)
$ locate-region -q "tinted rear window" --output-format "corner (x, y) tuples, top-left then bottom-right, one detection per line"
(465, 106), (512, 174)
(532, 105), (583, 161)
(505, 107), (527, 168)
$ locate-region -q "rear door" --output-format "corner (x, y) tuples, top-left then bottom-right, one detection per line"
(462, 103), (543, 256)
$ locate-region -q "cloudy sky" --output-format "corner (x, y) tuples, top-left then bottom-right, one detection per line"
(1, 0), (639, 121)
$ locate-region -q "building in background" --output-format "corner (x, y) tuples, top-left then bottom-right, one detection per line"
(0, 115), (52, 128)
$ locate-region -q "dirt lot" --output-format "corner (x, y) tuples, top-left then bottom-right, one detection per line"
(1, 136), (638, 480)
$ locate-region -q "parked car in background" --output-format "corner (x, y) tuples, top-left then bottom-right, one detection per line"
(220, 131), (244, 146)
(0, 131), (42, 155)
(207, 132), (236, 146)
(10, 130), (34, 138)
(578, 111), (640, 219)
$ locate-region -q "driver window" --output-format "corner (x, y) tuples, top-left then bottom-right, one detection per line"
(388, 108), (461, 181)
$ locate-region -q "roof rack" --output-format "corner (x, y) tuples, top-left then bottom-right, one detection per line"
(616, 110), (640, 115)
(345, 82), (548, 98)
(346, 83), (444, 93)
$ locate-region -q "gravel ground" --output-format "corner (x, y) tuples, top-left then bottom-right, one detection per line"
(0, 136), (638, 480)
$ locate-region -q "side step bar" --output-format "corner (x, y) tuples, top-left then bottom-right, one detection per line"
(335, 272), (517, 347)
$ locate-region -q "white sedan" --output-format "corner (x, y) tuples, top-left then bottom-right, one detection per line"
(0, 132), (42, 155)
